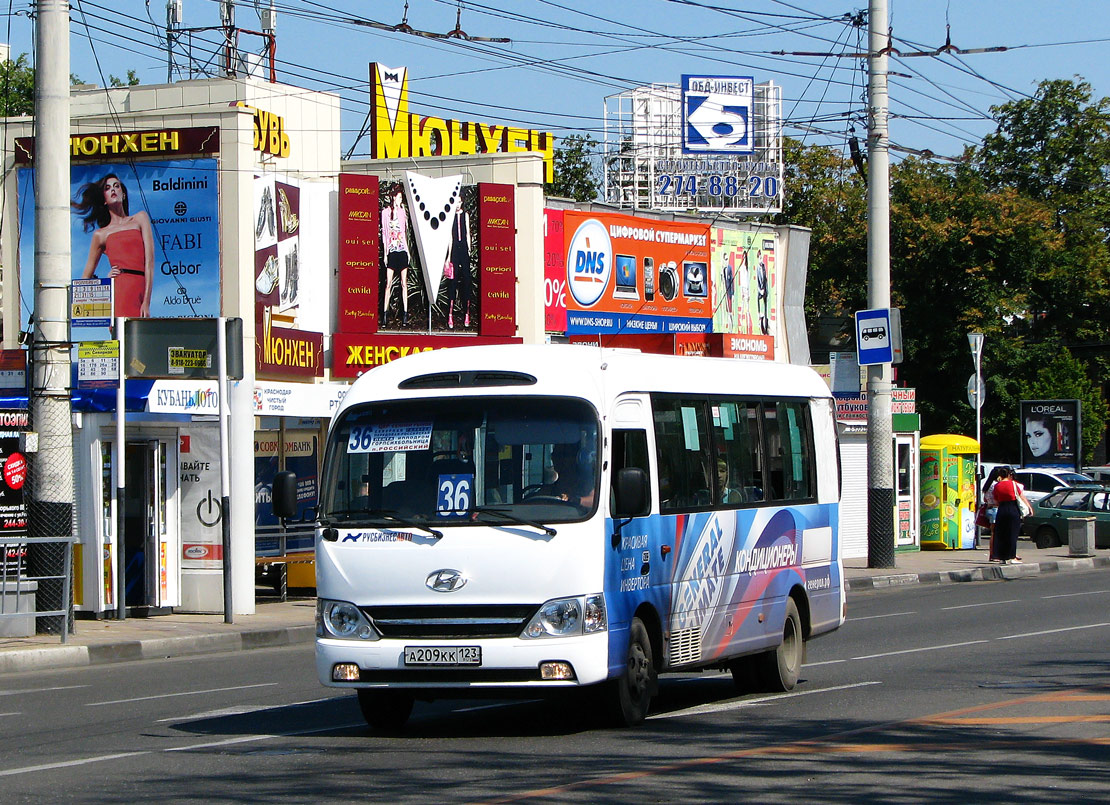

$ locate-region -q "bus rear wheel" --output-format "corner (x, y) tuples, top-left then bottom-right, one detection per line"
(357, 689), (414, 731)
(756, 598), (803, 692)
(607, 617), (656, 726)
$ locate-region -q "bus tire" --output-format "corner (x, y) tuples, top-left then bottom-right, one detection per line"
(608, 617), (656, 726)
(357, 689), (414, 731)
(757, 598), (803, 692)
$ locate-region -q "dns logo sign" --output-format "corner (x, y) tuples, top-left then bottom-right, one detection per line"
(566, 218), (612, 307)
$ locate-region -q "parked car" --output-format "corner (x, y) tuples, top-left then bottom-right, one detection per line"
(1011, 467), (1095, 504)
(1082, 465), (1110, 485)
(1023, 485), (1110, 549)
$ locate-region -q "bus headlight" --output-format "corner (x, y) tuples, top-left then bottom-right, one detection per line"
(317, 599), (379, 640)
(522, 594), (606, 638)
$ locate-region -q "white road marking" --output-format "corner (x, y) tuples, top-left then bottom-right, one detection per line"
(0, 752), (148, 778)
(848, 611), (916, 621)
(851, 640), (989, 660)
(941, 599), (1020, 610)
(87, 683), (277, 707)
(1041, 589), (1110, 600)
(156, 696), (340, 723)
(0, 685), (88, 697)
(647, 681), (882, 720)
(995, 622), (1110, 640)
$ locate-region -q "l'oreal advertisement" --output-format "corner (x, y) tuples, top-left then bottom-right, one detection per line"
(17, 159), (220, 341)
(1020, 399), (1081, 470)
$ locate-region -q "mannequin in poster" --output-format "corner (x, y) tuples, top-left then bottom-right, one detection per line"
(444, 205), (473, 329)
(381, 186), (411, 328)
(73, 173), (155, 318)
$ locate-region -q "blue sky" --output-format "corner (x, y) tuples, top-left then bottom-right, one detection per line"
(5, 1), (1107, 163)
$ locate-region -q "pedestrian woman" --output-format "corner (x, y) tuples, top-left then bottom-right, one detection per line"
(981, 466), (1004, 561)
(990, 466), (1033, 564)
(73, 173), (155, 318)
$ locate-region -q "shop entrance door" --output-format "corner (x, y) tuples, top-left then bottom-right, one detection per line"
(123, 440), (167, 608)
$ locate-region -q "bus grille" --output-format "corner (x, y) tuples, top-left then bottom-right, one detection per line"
(669, 627), (702, 665)
(362, 605), (539, 639)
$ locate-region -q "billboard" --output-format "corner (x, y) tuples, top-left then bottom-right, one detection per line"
(17, 158), (220, 340)
(369, 64), (554, 182)
(335, 174), (507, 337)
(710, 228), (779, 336)
(682, 75), (754, 155)
(253, 174), (327, 379)
(562, 211), (711, 335)
(1020, 399), (1081, 470)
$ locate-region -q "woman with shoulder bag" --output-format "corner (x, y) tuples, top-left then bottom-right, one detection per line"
(990, 467), (1034, 564)
(980, 467), (1004, 561)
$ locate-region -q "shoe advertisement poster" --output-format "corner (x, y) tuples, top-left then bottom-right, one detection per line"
(253, 175), (327, 379)
(17, 159), (220, 341)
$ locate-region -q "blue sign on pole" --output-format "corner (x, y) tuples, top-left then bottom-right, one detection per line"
(855, 308), (894, 365)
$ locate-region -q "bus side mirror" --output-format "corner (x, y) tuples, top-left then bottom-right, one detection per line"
(272, 470), (298, 519)
(612, 467), (650, 518)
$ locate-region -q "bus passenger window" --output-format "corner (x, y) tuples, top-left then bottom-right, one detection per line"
(652, 396), (711, 512)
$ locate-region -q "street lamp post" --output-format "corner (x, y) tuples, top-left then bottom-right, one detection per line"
(968, 332), (985, 545)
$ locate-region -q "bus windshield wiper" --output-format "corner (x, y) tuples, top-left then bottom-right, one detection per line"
(376, 510), (444, 539)
(468, 506), (557, 536)
(321, 509), (442, 539)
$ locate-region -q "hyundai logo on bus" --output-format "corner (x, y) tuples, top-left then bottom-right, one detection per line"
(426, 569), (467, 592)
(854, 307), (903, 366)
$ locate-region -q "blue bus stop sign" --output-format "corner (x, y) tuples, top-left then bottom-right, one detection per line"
(855, 308), (894, 365)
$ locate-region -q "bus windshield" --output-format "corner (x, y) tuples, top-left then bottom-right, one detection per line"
(322, 396), (600, 526)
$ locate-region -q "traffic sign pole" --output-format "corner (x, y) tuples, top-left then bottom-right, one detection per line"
(866, 0), (895, 569)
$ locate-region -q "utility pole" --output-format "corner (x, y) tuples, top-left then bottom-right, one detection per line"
(30, 0), (76, 627)
(866, 0), (895, 568)
(220, 0), (235, 78)
(166, 0), (183, 83)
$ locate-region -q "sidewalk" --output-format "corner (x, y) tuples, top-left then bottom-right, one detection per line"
(1, 546), (1107, 675)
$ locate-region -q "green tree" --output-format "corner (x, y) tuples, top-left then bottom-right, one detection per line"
(889, 157), (1061, 454)
(0, 54), (36, 116)
(974, 78), (1110, 458)
(545, 133), (601, 202)
(775, 137), (867, 331)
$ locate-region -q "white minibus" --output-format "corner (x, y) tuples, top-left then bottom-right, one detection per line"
(274, 344), (844, 729)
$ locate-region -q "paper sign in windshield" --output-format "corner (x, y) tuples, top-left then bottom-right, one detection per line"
(348, 422), (433, 454)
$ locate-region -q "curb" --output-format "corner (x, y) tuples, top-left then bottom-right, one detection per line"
(846, 555), (1110, 592)
(0, 624), (315, 675)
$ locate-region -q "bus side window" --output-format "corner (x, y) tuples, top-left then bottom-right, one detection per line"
(611, 429), (650, 511)
(652, 396), (711, 512)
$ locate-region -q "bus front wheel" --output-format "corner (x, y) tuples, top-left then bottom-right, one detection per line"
(608, 617), (657, 726)
(757, 598), (803, 692)
(357, 689), (414, 731)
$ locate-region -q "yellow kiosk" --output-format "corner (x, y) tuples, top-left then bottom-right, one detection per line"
(920, 434), (979, 550)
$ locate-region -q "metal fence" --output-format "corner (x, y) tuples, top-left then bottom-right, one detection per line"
(0, 536), (73, 642)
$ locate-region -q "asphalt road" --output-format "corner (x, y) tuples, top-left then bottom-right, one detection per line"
(2, 570), (1108, 803)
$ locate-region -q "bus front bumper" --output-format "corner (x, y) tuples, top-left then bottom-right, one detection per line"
(316, 634), (611, 689)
